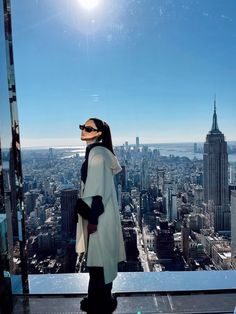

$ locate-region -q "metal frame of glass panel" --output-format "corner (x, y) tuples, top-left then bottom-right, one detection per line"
(0, 0), (28, 302)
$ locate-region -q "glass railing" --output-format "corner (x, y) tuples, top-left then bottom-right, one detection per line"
(11, 272), (236, 314)
(12, 270), (236, 295)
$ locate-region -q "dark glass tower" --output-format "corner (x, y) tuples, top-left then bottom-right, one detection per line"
(203, 99), (230, 232)
(61, 188), (78, 237)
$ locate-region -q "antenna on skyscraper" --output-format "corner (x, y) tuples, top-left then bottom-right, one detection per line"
(210, 94), (221, 134)
(214, 94), (216, 113)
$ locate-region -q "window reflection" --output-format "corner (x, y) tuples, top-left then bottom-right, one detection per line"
(0, 0), (28, 296)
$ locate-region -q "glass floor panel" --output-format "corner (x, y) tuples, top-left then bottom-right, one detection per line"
(12, 291), (236, 314)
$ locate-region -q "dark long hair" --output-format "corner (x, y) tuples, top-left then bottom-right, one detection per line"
(89, 118), (115, 155)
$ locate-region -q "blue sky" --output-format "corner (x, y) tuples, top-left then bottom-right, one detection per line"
(11, 0), (236, 147)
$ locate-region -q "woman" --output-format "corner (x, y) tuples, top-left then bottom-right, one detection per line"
(75, 118), (126, 313)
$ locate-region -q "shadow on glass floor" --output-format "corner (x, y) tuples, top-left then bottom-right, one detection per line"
(12, 291), (236, 314)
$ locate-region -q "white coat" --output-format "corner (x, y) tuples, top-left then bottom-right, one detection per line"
(75, 146), (126, 284)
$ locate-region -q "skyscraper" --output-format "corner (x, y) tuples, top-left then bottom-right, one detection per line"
(116, 165), (127, 192)
(168, 193), (177, 222)
(157, 168), (165, 195)
(231, 190), (236, 268)
(136, 136), (140, 151)
(203, 100), (230, 232)
(181, 219), (190, 263)
(229, 163), (236, 184)
(141, 158), (149, 190)
(61, 188), (78, 237)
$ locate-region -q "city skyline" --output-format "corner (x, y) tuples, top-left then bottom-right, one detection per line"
(11, 0), (236, 147)
(2, 2), (236, 311)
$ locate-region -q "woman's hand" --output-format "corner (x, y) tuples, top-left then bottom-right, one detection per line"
(87, 223), (97, 234)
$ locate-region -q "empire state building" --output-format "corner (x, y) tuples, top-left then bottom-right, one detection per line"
(203, 100), (230, 232)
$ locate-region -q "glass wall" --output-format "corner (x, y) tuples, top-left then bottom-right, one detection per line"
(4, 0), (236, 286)
(0, 0), (28, 298)
(0, 5), (235, 314)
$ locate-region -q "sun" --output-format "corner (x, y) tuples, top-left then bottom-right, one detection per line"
(78, 0), (100, 10)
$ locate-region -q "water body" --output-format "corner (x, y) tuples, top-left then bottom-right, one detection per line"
(58, 142), (236, 162)
(152, 143), (236, 162)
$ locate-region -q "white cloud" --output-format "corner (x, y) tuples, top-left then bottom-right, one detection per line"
(220, 14), (232, 22)
(90, 94), (100, 102)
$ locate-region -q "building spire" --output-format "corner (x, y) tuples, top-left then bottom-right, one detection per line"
(210, 95), (221, 134)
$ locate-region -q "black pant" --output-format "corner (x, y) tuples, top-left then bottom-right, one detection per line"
(88, 267), (113, 303)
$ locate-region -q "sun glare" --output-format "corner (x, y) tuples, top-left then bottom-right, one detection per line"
(78, 0), (100, 10)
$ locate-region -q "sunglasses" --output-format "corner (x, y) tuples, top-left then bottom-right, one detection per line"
(79, 124), (99, 133)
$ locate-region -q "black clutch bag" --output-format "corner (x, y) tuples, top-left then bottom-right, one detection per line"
(74, 198), (91, 222)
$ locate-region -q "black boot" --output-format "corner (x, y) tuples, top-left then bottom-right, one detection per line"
(83, 294), (117, 314)
(80, 296), (89, 312)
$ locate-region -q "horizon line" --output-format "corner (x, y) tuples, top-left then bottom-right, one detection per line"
(20, 140), (236, 150)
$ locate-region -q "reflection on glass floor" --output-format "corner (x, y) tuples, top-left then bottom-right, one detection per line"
(13, 292), (236, 314)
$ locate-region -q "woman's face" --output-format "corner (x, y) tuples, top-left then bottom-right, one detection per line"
(80, 119), (102, 143)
